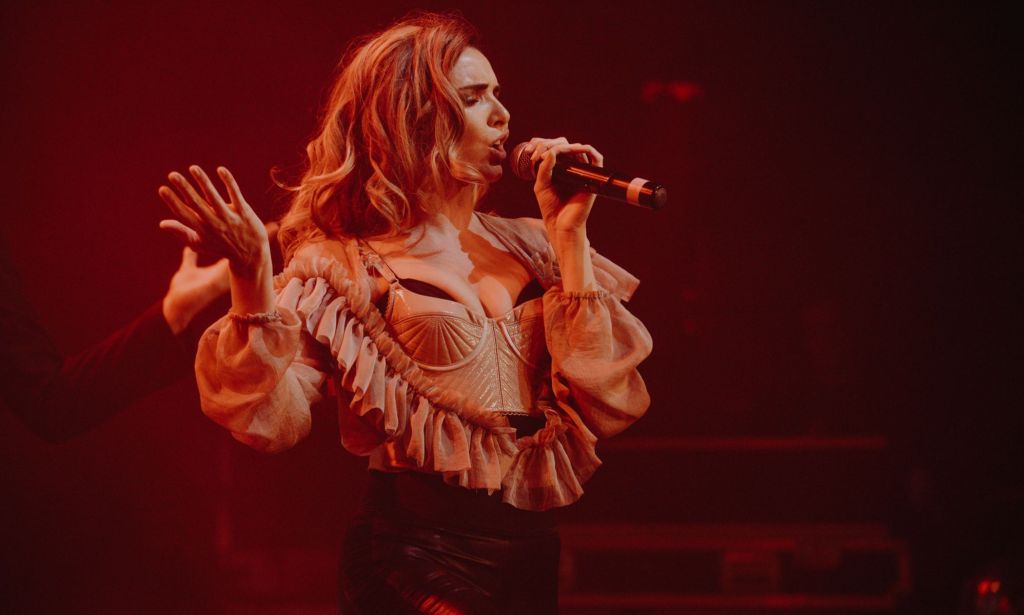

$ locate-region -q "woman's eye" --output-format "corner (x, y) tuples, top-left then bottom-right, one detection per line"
(462, 96), (479, 106)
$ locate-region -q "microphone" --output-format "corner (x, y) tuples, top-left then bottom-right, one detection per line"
(510, 142), (667, 210)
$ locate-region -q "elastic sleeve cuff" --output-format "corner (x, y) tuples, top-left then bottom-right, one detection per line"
(560, 289), (611, 300)
(544, 286), (613, 304)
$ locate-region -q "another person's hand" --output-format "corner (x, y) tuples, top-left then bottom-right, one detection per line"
(161, 248), (230, 335)
(526, 137), (604, 237)
(158, 165), (270, 280)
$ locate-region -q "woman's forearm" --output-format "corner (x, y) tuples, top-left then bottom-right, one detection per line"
(553, 228), (597, 293)
(229, 248), (276, 315)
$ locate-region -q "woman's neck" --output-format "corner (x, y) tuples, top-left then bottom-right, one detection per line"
(373, 184), (481, 253)
(422, 183), (480, 231)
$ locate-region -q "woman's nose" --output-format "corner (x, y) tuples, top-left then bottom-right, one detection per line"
(491, 100), (510, 128)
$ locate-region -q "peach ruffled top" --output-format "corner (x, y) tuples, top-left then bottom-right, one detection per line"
(195, 214), (652, 511)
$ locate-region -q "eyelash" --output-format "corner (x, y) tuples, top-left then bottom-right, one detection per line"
(462, 90), (500, 107)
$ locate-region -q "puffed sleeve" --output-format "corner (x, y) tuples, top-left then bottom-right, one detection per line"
(543, 250), (652, 439)
(195, 281), (331, 454)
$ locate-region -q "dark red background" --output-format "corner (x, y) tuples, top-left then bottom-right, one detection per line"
(1, 1), (1018, 612)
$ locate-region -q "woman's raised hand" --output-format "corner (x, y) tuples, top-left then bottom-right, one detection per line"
(526, 137), (605, 237)
(158, 165), (270, 280)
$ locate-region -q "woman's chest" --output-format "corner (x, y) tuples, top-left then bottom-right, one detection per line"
(383, 287), (550, 416)
(372, 237), (533, 319)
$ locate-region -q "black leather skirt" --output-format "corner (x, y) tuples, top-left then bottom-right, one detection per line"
(338, 470), (560, 615)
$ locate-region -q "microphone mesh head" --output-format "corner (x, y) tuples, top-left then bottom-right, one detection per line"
(510, 142), (535, 181)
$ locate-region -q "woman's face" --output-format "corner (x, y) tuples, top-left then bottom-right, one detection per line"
(450, 47), (510, 184)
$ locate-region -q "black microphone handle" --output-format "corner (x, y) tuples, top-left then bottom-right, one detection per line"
(510, 141), (667, 210)
(547, 158), (667, 210)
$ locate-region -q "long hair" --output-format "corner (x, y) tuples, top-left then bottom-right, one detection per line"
(277, 12), (481, 260)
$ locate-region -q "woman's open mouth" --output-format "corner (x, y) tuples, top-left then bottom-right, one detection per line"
(489, 142), (506, 162)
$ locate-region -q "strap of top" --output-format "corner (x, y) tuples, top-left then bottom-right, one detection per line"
(357, 216), (556, 300)
(357, 240), (401, 285)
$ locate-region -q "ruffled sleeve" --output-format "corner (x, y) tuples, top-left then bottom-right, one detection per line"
(197, 242), (519, 491)
(195, 225), (652, 512)
(543, 253), (653, 439)
(195, 286), (329, 454)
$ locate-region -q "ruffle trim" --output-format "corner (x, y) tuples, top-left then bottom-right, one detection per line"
(497, 408), (602, 510)
(274, 251), (600, 511)
(589, 249), (640, 301)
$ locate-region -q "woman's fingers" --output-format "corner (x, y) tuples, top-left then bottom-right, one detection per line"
(217, 167), (264, 228)
(530, 138), (577, 188)
(189, 165), (233, 219)
(158, 184), (204, 228)
(535, 142), (578, 181)
(160, 165), (270, 267)
(534, 146), (558, 183)
(571, 143), (603, 167)
(158, 218), (202, 248)
(536, 143), (603, 177)
(217, 167), (245, 208)
(168, 171), (218, 225)
(529, 136), (570, 165)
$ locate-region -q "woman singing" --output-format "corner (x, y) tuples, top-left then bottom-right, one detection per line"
(158, 12), (651, 614)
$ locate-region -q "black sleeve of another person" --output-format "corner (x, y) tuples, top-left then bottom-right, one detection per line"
(0, 244), (200, 441)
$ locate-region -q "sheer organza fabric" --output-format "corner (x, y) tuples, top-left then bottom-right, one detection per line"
(195, 214), (652, 511)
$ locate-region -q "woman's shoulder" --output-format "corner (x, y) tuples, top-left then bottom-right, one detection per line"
(278, 236), (382, 304)
(476, 212), (551, 253)
(282, 236), (367, 283)
(290, 237), (352, 263)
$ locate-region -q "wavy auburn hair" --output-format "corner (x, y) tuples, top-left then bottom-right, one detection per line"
(278, 12), (482, 259)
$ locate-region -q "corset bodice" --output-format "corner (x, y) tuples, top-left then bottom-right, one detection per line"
(381, 285), (549, 417)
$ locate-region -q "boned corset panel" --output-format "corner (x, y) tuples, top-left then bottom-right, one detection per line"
(384, 285), (549, 417)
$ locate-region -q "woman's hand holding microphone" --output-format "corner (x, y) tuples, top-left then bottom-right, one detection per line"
(524, 137), (604, 293)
